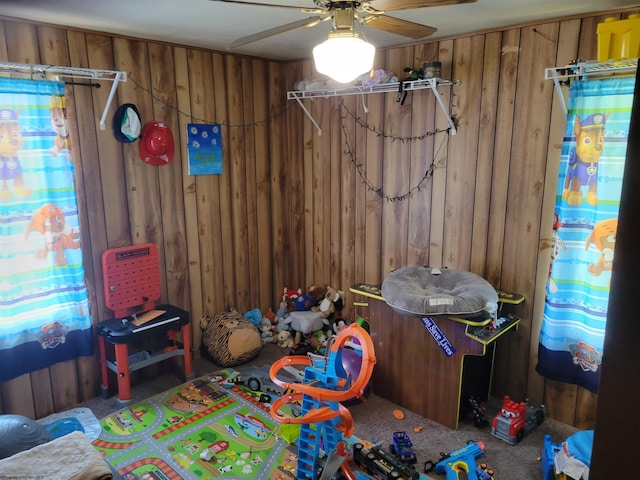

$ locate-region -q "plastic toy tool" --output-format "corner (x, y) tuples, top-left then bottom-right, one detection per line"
(425, 440), (486, 480)
(269, 323), (376, 480)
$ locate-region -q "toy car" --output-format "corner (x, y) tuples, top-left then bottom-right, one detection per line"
(389, 431), (417, 464)
(490, 395), (545, 445)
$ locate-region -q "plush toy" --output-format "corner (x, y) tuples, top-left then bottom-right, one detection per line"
(243, 308), (263, 328)
(312, 286), (344, 319)
(276, 330), (294, 349)
(264, 308), (276, 324)
(305, 284), (328, 307)
(259, 318), (274, 345)
(200, 308), (262, 367)
(308, 330), (328, 354)
(331, 316), (350, 335)
(282, 287), (302, 311)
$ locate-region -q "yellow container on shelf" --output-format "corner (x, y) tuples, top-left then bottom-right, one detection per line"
(597, 14), (640, 62)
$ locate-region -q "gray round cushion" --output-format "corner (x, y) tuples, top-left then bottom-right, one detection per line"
(381, 266), (498, 318)
(0, 414), (53, 459)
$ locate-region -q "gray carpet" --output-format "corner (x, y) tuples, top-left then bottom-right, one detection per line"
(80, 342), (579, 479)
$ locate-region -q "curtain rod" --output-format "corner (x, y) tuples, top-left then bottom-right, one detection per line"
(0, 62), (127, 130)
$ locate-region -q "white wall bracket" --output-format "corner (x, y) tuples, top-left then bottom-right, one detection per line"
(287, 77), (459, 136)
(0, 62), (127, 130)
(545, 58), (638, 116)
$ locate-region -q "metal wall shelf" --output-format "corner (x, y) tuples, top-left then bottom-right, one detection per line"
(0, 62), (127, 130)
(545, 58), (638, 115)
(287, 77), (459, 136)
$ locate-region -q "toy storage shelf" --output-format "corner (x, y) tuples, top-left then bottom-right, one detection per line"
(545, 58), (638, 115)
(287, 77), (458, 136)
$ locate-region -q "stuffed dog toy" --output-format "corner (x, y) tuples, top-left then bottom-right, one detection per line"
(563, 113), (609, 206)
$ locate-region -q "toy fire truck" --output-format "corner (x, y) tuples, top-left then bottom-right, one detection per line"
(490, 395), (545, 445)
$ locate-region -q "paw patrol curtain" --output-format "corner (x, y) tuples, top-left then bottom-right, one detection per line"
(537, 76), (636, 393)
(0, 78), (92, 382)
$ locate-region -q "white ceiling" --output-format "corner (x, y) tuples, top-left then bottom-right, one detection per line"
(2, 0), (640, 62)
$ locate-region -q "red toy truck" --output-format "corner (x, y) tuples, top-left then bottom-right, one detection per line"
(490, 395), (545, 445)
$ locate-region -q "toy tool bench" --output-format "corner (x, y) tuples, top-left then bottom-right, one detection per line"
(98, 243), (193, 405)
(350, 283), (523, 430)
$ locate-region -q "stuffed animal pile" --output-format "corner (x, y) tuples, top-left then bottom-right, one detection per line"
(199, 283), (347, 367)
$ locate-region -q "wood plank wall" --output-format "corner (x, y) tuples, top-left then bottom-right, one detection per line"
(0, 7), (637, 429)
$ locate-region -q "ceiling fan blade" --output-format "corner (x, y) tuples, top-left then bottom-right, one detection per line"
(361, 14), (436, 39)
(227, 16), (327, 49)
(366, 0), (476, 13)
(209, 0), (303, 10)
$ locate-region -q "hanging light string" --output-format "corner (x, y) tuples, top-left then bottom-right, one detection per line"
(128, 73), (293, 127)
(340, 100), (452, 141)
(129, 73), (450, 201)
(338, 100), (450, 201)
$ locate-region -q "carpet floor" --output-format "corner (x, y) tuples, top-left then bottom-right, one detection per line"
(80, 342), (579, 479)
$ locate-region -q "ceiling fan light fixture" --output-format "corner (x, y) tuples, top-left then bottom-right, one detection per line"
(313, 32), (375, 84)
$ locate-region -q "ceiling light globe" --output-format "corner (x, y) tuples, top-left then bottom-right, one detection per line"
(313, 36), (375, 84)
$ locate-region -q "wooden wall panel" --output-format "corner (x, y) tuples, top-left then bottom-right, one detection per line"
(251, 58), (275, 310)
(429, 39), (454, 268)
(1, 8), (638, 430)
(174, 47), (204, 350)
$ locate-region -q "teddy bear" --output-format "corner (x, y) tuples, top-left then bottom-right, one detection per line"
(276, 330), (294, 349)
(312, 286), (343, 319)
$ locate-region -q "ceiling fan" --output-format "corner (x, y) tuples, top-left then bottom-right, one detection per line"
(210, 0), (477, 50)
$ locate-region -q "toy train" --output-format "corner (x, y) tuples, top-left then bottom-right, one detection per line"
(352, 442), (419, 480)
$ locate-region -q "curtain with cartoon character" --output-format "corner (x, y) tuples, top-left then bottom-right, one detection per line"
(0, 78), (92, 382)
(537, 76), (636, 394)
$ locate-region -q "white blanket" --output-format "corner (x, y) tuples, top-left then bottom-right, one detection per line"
(0, 430), (112, 480)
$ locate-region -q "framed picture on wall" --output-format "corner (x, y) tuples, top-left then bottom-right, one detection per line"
(187, 123), (223, 175)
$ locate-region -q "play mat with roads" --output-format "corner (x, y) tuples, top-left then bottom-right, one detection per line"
(92, 369), (301, 480)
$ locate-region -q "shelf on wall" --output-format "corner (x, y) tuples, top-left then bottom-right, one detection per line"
(287, 77), (459, 136)
(545, 58), (638, 116)
(0, 61), (127, 130)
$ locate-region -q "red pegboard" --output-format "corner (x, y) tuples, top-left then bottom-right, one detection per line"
(102, 243), (162, 317)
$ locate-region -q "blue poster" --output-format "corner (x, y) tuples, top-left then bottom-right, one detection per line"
(187, 123), (222, 175)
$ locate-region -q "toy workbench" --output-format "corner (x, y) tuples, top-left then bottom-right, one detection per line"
(98, 243), (193, 405)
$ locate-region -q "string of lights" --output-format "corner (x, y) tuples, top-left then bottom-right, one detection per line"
(338, 101), (450, 201)
(129, 74), (450, 202)
(128, 74), (293, 127)
(340, 101), (452, 141)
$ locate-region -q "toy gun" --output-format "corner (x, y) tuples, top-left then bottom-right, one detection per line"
(424, 440), (485, 480)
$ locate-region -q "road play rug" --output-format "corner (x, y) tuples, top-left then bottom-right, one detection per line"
(92, 369), (301, 480)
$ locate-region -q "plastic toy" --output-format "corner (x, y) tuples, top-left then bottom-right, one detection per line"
(476, 462), (495, 480)
(468, 395), (489, 428)
(542, 434), (562, 480)
(425, 440), (486, 480)
(389, 430), (417, 464)
(352, 441), (420, 480)
(490, 395), (545, 445)
(269, 323), (376, 480)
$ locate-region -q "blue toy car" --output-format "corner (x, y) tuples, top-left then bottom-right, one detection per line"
(389, 431), (417, 464)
